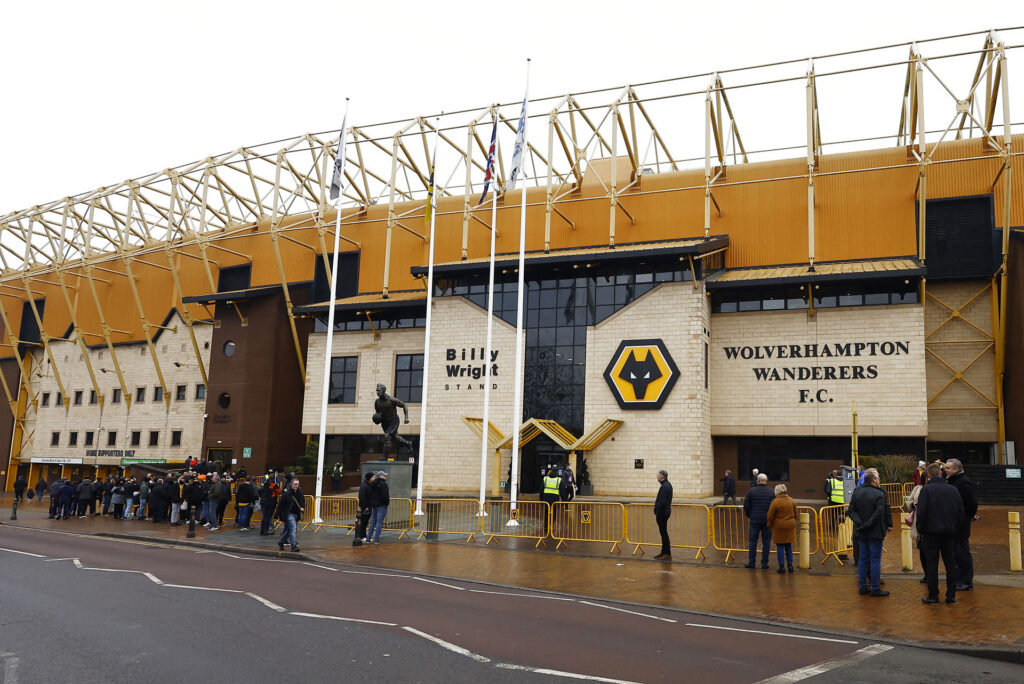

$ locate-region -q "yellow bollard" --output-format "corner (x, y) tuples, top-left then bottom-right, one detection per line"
(901, 522), (914, 572)
(798, 512), (810, 569)
(1010, 512), (1022, 573)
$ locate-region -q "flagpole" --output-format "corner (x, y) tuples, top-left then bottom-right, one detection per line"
(414, 113), (442, 517)
(314, 98), (349, 524)
(478, 116), (499, 512)
(508, 59), (530, 526)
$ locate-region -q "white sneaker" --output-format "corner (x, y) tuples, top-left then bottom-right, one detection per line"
(208, 526), (219, 531)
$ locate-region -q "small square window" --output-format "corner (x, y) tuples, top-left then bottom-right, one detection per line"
(107, 431), (117, 446)
(136, 387), (146, 403)
(148, 431), (159, 447)
(175, 385), (187, 401)
(73, 390), (83, 406)
(69, 431), (79, 446)
(56, 392), (64, 407)
(50, 431), (60, 446)
(130, 431), (141, 447)
(328, 356), (358, 404)
(171, 430), (182, 447)
(112, 388), (122, 404)
(154, 386), (164, 402)
(85, 431), (94, 446)
(41, 392), (50, 407)
(89, 390), (97, 405)
(195, 384), (206, 400)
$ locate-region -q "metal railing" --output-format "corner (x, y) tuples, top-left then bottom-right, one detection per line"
(550, 501), (625, 553)
(480, 500), (549, 546)
(709, 505), (748, 563)
(624, 503), (711, 559)
(412, 498), (481, 542)
(818, 504), (853, 565)
(880, 483), (907, 510)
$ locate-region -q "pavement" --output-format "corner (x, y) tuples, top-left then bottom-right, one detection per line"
(3, 494), (1023, 664)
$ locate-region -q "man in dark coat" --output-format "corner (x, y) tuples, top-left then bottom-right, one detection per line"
(743, 473), (775, 569)
(720, 470), (736, 505)
(367, 472), (390, 544)
(653, 470), (673, 560)
(48, 479), (63, 518)
(258, 480), (280, 536)
(917, 462), (965, 605)
(13, 476), (26, 503)
(34, 476), (47, 503)
(57, 480), (75, 519)
(847, 470), (892, 596)
(234, 477), (257, 530)
(354, 472), (374, 545)
(276, 478), (305, 552)
(944, 459), (978, 591)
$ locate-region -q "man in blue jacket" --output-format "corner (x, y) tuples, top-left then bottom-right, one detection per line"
(743, 473), (775, 569)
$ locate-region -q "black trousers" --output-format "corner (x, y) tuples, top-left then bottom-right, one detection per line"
(954, 536), (973, 587)
(722, 494), (737, 505)
(655, 513), (671, 555)
(923, 532), (957, 600)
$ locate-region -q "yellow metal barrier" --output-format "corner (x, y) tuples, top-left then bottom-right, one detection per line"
(412, 498), (481, 542)
(818, 504), (852, 565)
(550, 501), (625, 553)
(796, 505), (819, 556)
(385, 498), (414, 539)
(880, 483), (906, 510)
(300, 495), (320, 531)
(710, 505), (748, 563)
(902, 482), (915, 502)
(480, 500), (549, 546)
(312, 496), (360, 533)
(624, 503), (711, 559)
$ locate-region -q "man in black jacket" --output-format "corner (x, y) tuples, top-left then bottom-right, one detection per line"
(944, 459), (978, 591)
(277, 478), (305, 552)
(234, 477), (257, 530)
(258, 480), (279, 535)
(354, 472), (375, 545)
(720, 470), (736, 506)
(653, 470), (673, 560)
(916, 462), (965, 605)
(847, 470), (892, 597)
(367, 472), (390, 544)
(743, 473), (775, 569)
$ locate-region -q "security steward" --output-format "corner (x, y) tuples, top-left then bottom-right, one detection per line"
(826, 470), (845, 505)
(541, 468), (561, 535)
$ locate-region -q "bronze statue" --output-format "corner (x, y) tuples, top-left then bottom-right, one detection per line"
(372, 383), (411, 449)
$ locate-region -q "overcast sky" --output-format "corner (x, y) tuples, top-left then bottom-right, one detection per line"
(1, 0), (1020, 215)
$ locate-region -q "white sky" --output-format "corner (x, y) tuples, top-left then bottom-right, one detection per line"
(1, 0), (1021, 215)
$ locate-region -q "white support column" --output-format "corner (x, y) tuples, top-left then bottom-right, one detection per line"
(806, 61), (816, 272)
(608, 105), (619, 248)
(704, 84), (713, 238)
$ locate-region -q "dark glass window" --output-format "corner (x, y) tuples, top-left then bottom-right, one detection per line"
(112, 388), (122, 404)
(223, 341), (237, 357)
(136, 387), (146, 403)
(171, 430), (182, 447)
(107, 431), (117, 446)
(85, 431), (94, 446)
(195, 384), (206, 400)
(89, 390), (97, 405)
(73, 390), (83, 406)
(329, 357), (358, 404)
(130, 431), (141, 447)
(56, 392), (63, 407)
(175, 385), (186, 401)
(149, 431), (159, 447)
(41, 392), (50, 407)
(50, 431), (60, 446)
(394, 354), (424, 403)
(69, 431), (78, 446)
(154, 386), (164, 402)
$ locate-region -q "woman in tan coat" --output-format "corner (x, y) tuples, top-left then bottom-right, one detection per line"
(767, 484), (798, 573)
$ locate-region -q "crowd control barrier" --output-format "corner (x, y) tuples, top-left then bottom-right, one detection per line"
(412, 498), (481, 542)
(880, 483), (906, 511)
(818, 504), (852, 565)
(550, 501), (625, 553)
(311, 496), (360, 533)
(710, 505), (748, 563)
(625, 503), (711, 559)
(480, 500), (549, 546)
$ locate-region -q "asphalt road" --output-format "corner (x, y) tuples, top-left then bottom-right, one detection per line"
(0, 525), (1020, 683)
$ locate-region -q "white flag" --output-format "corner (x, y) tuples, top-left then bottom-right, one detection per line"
(328, 112), (348, 202)
(508, 96), (527, 190)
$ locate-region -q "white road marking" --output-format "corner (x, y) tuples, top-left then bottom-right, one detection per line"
(401, 626), (490, 663)
(246, 592), (286, 612)
(755, 644), (894, 683)
(495, 662), (641, 683)
(302, 562), (337, 571)
(161, 584), (244, 593)
(215, 551), (297, 564)
(685, 623), (859, 644)
(469, 589), (575, 601)
(43, 557), (76, 562)
(1, 652), (18, 684)
(290, 611), (397, 627)
(342, 570), (410, 578)
(578, 600), (676, 623)
(0, 547), (44, 558)
(412, 576), (465, 591)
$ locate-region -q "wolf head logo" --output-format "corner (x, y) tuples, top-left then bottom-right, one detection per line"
(617, 350), (663, 400)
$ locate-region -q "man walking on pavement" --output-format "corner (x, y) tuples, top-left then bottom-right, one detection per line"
(944, 458), (977, 592)
(743, 473), (774, 569)
(847, 469), (891, 597)
(277, 478), (305, 552)
(367, 471), (390, 544)
(916, 462), (965, 605)
(720, 469), (736, 505)
(258, 478), (279, 536)
(653, 470), (673, 560)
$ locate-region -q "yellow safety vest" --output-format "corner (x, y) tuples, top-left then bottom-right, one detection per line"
(543, 476), (561, 496)
(828, 478), (845, 504)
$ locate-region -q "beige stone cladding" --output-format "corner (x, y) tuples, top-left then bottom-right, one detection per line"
(19, 316), (212, 467)
(584, 282), (711, 498)
(302, 296), (519, 493)
(711, 304), (927, 437)
(924, 280), (998, 442)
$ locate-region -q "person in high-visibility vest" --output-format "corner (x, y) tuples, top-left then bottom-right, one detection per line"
(541, 468), (561, 536)
(826, 470), (845, 505)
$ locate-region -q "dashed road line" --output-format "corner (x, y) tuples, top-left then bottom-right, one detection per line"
(401, 626), (490, 662)
(754, 644), (894, 683)
(1, 650), (19, 684)
(342, 569), (410, 578)
(302, 562), (338, 571)
(578, 600), (676, 623)
(246, 592), (286, 612)
(0, 547), (44, 558)
(469, 589), (575, 601)
(685, 623), (859, 644)
(495, 662), (641, 683)
(412, 576), (465, 591)
(290, 611), (397, 627)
